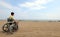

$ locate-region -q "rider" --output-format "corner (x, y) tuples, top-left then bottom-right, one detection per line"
(7, 12), (17, 32)
(7, 12), (17, 25)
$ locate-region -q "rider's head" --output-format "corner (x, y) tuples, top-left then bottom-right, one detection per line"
(11, 12), (14, 16)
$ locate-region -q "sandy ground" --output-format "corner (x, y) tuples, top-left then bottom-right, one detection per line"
(0, 21), (60, 37)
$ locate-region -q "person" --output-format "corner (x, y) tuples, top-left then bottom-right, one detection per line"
(7, 12), (18, 33)
(7, 12), (17, 24)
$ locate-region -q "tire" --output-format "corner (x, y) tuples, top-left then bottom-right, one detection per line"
(15, 25), (18, 30)
(2, 23), (9, 32)
(13, 24), (18, 31)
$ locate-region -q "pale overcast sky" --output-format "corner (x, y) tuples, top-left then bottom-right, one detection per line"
(0, 0), (60, 20)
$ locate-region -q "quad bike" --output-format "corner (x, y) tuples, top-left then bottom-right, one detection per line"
(2, 22), (18, 33)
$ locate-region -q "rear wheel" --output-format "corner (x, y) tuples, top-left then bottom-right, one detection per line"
(2, 23), (9, 32)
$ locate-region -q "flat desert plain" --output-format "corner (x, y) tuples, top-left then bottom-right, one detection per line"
(0, 20), (60, 37)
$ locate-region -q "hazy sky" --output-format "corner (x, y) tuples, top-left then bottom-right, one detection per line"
(0, 0), (60, 20)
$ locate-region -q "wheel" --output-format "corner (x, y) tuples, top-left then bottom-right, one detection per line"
(14, 24), (18, 30)
(13, 24), (18, 31)
(2, 23), (9, 32)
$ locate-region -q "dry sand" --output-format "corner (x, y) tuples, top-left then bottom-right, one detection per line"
(0, 20), (60, 37)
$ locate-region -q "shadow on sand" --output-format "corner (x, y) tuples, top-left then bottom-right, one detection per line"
(0, 31), (14, 35)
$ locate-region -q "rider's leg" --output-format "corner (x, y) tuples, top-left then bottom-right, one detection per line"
(9, 25), (14, 32)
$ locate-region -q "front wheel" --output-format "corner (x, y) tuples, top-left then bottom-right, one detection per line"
(14, 24), (18, 30)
